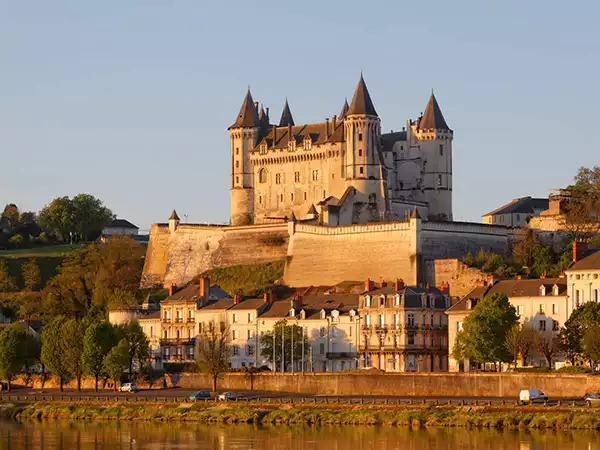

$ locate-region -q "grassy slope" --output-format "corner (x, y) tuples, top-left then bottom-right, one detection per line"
(197, 261), (286, 296)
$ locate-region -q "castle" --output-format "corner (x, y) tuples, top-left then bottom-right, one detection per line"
(229, 75), (453, 226)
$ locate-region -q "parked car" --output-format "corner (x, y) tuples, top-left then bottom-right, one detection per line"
(218, 392), (242, 401)
(119, 382), (138, 393)
(519, 389), (548, 404)
(190, 390), (211, 400)
(584, 392), (600, 406)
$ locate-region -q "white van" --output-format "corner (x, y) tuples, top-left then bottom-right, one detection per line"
(519, 388), (548, 404)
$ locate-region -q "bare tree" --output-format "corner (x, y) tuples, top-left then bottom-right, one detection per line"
(195, 321), (230, 393)
(505, 324), (536, 368)
(536, 330), (560, 369)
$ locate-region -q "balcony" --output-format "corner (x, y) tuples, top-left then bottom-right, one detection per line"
(326, 352), (358, 359)
(160, 338), (196, 346)
(404, 323), (418, 330)
(162, 355), (195, 363)
(187, 318), (195, 323)
(375, 325), (388, 333)
(175, 318), (183, 323)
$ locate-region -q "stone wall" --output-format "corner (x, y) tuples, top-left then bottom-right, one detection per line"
(283, 221), (419, 287)
(141, 223), (289, 288)
(425, 259), (493, 298)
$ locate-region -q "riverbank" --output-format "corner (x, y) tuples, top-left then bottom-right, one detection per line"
(3, 401), (600, 430)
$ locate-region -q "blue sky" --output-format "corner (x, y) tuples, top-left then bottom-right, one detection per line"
(1, 0), (598, 231)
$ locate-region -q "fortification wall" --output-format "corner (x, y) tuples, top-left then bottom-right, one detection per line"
(424, 259), (493, 298)
(141, 223), (288, 288)
(283, 221), (419, 287)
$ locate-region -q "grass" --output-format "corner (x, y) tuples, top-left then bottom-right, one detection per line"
(5, 401), (600, 430)
(196, 261), (286, 296)
(0, 245), (81, 258)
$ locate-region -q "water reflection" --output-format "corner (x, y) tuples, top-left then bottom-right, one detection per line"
(0, 421), (599, 449)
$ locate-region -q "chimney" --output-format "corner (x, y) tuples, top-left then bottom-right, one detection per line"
(325, 118), (330, 138)
(540, 272), (547, 279)
(365, 279), (375, 292)
(272, 125), (277, 146)
(559, 271), (566, 279)
(380, 280), (387, 288)
(288, 123), (292, 143)
(394, 279), (405, 292)
(332, 114), (337, 124)
(573, 241), (589, 263)
(263, 291), (273, 304)
(290, 296), (296, 310)
(168, 283), (176, 296)
(439, 281), (450, 295)
(475, 279), (487, 288)
(199, 277), (210, 303)
(233, 293), (241, 305)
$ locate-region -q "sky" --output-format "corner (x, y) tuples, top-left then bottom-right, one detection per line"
(1, 0), (599, 232)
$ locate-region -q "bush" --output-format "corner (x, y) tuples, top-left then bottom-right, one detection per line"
(556, 366), (593, 374)
(512, 367), (552, 373)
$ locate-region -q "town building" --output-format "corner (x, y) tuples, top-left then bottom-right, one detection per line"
(229, 75), (454, 226)
(102, 218), (139, 236)
(227, 294), (270, 368)
(446, 278), (568, 371)
(565, 242), (600, 310)
(482, 197), (549, 227)
(359, 280), (450, 372)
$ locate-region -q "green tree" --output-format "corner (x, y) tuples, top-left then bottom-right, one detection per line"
(83, 322), (119, 391)
(21, 258), (41, 291)
(1, 204), (20, 230)
(531, 244), (553, 277)
(62, 318), (87, 391)
(454, 293), (518, 369)
(103, 339), (129, 391)
(260, 319), (308, 372)
(122, 321), (149, 375)
(0, 260), (17, 293)
(559, 302), (600, 364)
(196, 321), (230, 392)
(0, 326), (29, 391)
(71, 194), (113, 241)
(583, 327), (600, 371)
(41, 316), (72, 391)
(505, 324), (536, 368)
(37, 197), (74, 242)
(8, 234), (23, 248)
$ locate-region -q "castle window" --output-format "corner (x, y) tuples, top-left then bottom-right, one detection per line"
(280, 194), (284, 202)
(439, 144), (443, 156)
(236, 147), (239, 155)
(312, 170), (319, 181)
(276, 173), (282, 184)
(360, 167), (364, 174)
(359, 149), (363, 157)
(235, 161), (239, 168)
(291, 193), (294, 201)
(294, 171), (300, 183)
(258, 168), (267, 183)
(235, 176), (239, 184)
(358, 133), (363, 142)
(259, 196), (262, 204)
(304, 192), (307, 201)
(437, 174), (442, 186)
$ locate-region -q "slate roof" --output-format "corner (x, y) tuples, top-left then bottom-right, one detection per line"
(381, 131), (408, 152)
(278, 100), (295, 127)
(169, 210), (180, 221)
(347, 74), (378, 117)
(365, 286), (447, 309)
(338, 98), (349, 120)
(106, 218), (138, 230)
(255, 120), (344, 150)
(570, 250), (600, 271)
(484, 197), (550, 217)
(418, 92), (450, 131)
(162, 283), (231, 304)
(229, 298), (267, 310)
(230, 89), (260, 129)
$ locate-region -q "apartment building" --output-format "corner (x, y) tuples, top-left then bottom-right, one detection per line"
(227, 294), (270, 368)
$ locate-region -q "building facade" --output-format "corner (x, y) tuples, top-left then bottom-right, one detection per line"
(229, 75), (454, 226)
(482, 197), (549, 227)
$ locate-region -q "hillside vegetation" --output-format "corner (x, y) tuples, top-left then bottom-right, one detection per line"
(196, 260), (286, 296)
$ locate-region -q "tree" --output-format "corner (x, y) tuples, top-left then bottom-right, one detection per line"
(535, 330), (560, 368)
(41, 316), (72, 391)
(62, 318), (86, 391)
(583, 327), (600, 371)
(1, 204), (20, 230)
(559, 302), (600, 364)
(83, 322), (119, 391)
(556, 166), (600, 239)
(103, 339), (129, 391)
(122, 321), (149, 375)
(21, 258), (41, 291)
(0, 260), (17, 293)
(0, 326), (29, 391)
(505, 324), (536, 368)
(260, 319), (309, 372)
(71, 194), (113, 241)
(37, 197), (74, 242)
(196, 321), (230, 392)
(454, 293), (518, 369)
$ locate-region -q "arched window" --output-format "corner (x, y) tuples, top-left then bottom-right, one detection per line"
(258, 168), (267, 183)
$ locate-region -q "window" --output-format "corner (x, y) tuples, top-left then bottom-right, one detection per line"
(379, 315), (384, 327)
(319, 343), (325, 355)
(233, 313), (238, 323)
(552, 304), (559, 314)
(232, 330), (238, 340)
(407, 313), (415, 326)
(576, 290), (580, 307)
(439, 144), (443, 156)
(430, 315), (434, 326)
(595, 290), (599, 302)
(259, 196), (262, 204)
(280, 194), (283, 202)
(232, 346), (239, 356)
(408, 333), (415, 345)
(176, 330), (180, 339)
(539, 304), (545, 314)
(275, 173), (282, 184)
(258, 168), (267, 183)
(150, 326), (153, 337)
(395, 295), (400, 306)
(291, 193), (294, 201)
(320, 327), (326, 337)
(247, 330), (252, 340)
(188, 347), (194, 356)
(365, 315), (371, 327)
(294, 171), (300, 182)
(358, 133), (363, 141)
(235, 161), (239, 168)
(248, 312), (254, 322)
(539, 320), (546, 331)
(437, 174), (442, 186)
(360, 167), (364, 174)
(236, 148), (239, 155)
(247, 345), (255, 356)
(553, 320), (559, 331)
(358, 149), (363, 156)
(517, 305), (523, 316)
(365, 296), (371, 307)
(331, 326), (338, 337)
(303, 192), (307, 201)
(379, 296), (385, 308)
(235, 176), (239, 184)
(312, 170), (319, 181)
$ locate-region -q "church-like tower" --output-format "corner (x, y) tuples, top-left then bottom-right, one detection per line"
(413, 92), (453, 221)
(344, 75), (387, 221)
(229, 89), (261, 226)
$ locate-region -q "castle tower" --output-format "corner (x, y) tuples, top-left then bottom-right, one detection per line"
(229, 89), (261, 226)
(413, 91), (453, 221)
(344, 75), (386, 221)
(168, 210), (180, 233)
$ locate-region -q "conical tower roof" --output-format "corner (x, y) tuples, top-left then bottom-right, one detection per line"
(339, 98), (349, 120)
(169, 210), (180, 221)
(230, 88), (260, 129)
(419, 91), (450, 131)
(258, 104), (270, 127)
(279, 99), (295, 127)
(347, 74), (378, 117)
(410, 208), (421, 219)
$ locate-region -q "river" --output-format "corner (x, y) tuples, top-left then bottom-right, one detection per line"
(0, 421), (600, 449)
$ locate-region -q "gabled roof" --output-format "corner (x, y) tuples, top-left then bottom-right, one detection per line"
(105, 218), (138, 230)
(255, 120), (345, 150)
(570, 250), (600, 271)
(162, 283), (231, 304)
(347, 74), (378, 117)
(279, 99), (295, 127)
(230, 88), (260, 129)
(381, 131), (408, 152)
(483, 197), (550, 217)
(169, 210), (180, 221)
(419, 92), (450, 131)
(410, 208), (421, 219)
(307, 204), (318, 216)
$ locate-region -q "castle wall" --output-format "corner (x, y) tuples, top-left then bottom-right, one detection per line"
(424, 259), (493, 298)
(283, 221), (419, 287)
(141, 223), (289, 288)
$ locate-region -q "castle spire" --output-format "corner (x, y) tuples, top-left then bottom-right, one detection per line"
(419, 91), (450, 131)
(229, 88), (260, 129)
(347, 74), (378, 117)
(279, 98), (295, 127)
(169, 209), (180, 221)
(339, 97), (349, 120)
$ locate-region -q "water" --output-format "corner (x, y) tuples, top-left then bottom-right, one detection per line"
(0, 421), (600, 449)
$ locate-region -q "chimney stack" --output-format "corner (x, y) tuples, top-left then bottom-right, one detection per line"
(272, 125), (277, 146)
(365, 279), (375, 292)
(233, 293), (241, 305)
(394, 279), (405, 292)
(199, 277), (210, 303)
(439, 281), (450, 295)
(573, 241), (589, 263)
(325, 118), (330, 138)
(168, 283), (176, 297)
(263, 291), (273, 304)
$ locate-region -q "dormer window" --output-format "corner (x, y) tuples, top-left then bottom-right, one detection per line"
(288, 140), (296, 151)
(299, 309), (306, 320)
(349, 309), (356, 321)
(303, 137), (312, 150)
(379, 296), (385, 308)
(394, 294), (400, 306)
(260, 142), (268, 154)
(540, 285), (546, 296)
(552, 285), (559, 296)
(365, 296), (371, 308)
(331, 310), (339, 322)
(320, 309), (326, 320)
(289, 308), (295, 317)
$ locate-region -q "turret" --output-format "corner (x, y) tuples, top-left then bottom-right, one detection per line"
(413, 91), (453, 221)
(229, 88), (261, 226)
(168, 210), (180, 233)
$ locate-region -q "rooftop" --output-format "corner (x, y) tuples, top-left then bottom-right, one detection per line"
(570, 249), (600, 271)
(483, 196), (549, 217)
